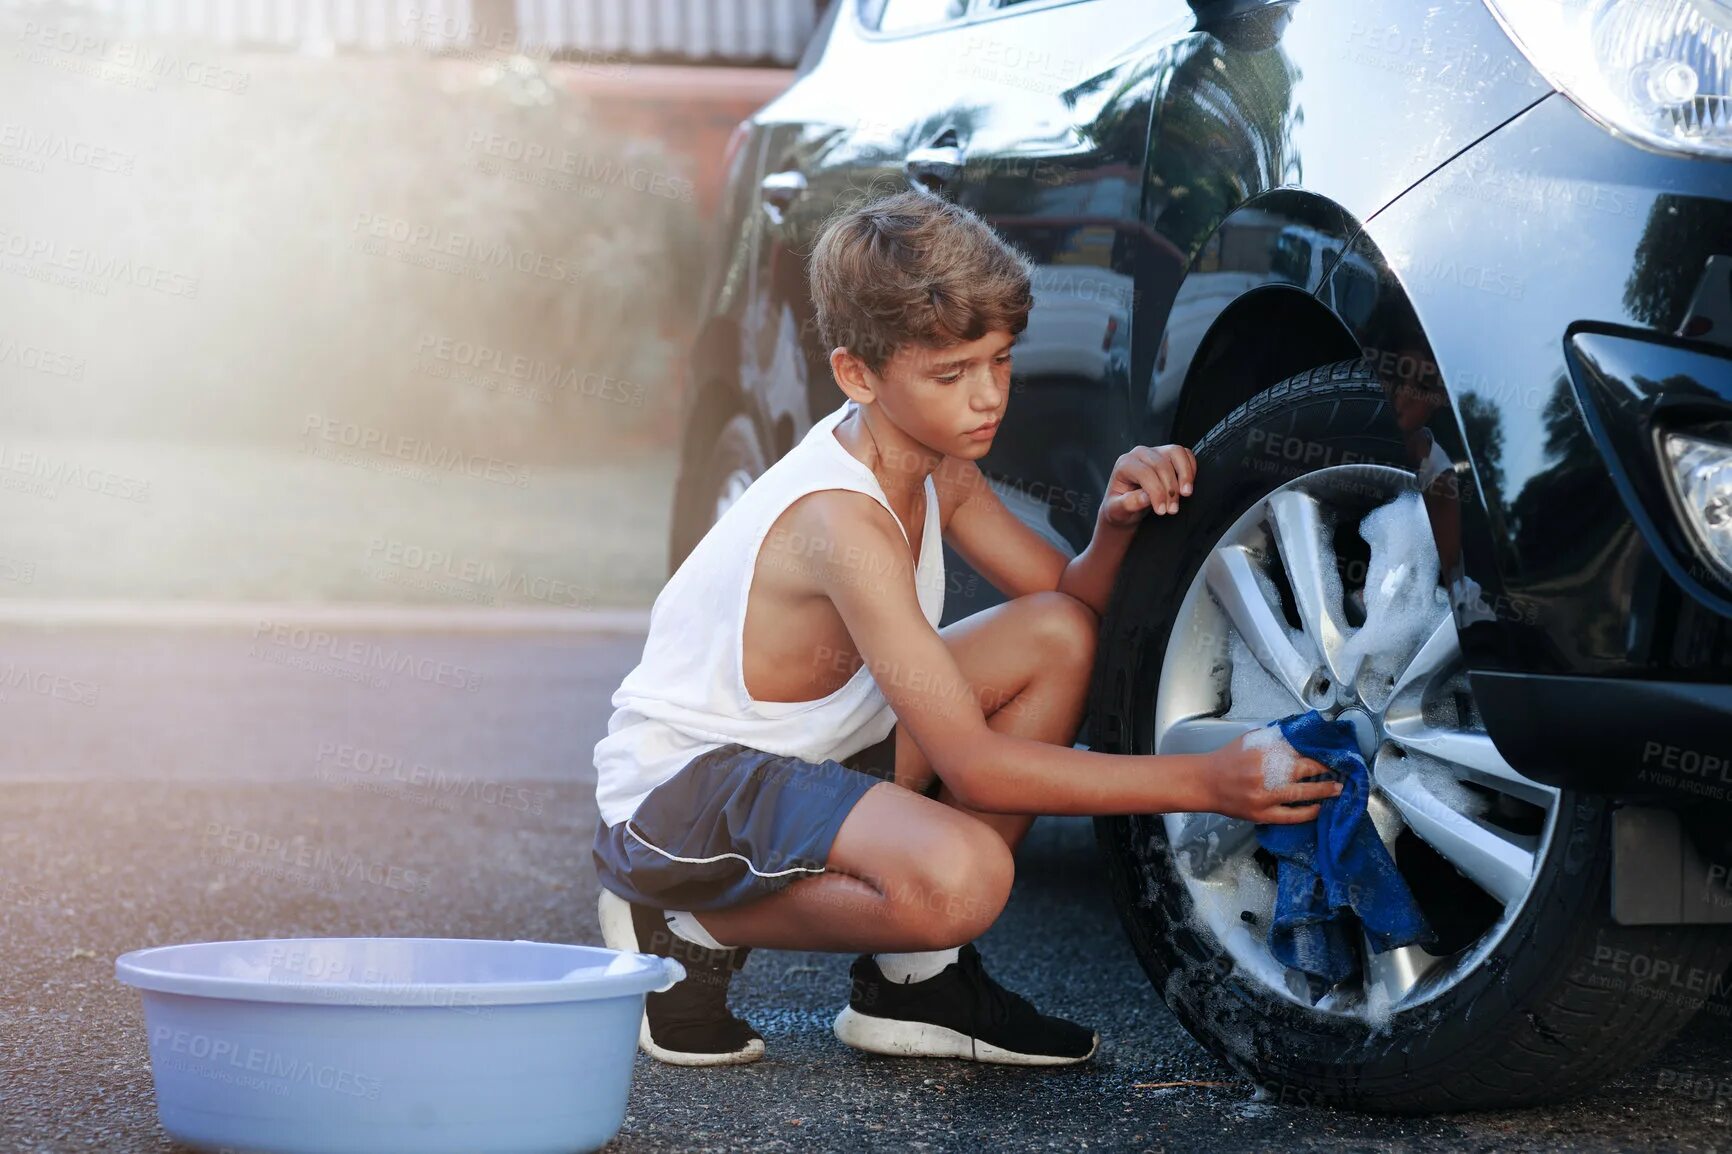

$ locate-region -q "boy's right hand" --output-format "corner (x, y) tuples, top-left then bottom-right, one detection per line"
(1197, 731), (1342, 824)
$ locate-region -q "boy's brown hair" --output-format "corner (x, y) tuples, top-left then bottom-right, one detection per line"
(808, 189), (1035, 376)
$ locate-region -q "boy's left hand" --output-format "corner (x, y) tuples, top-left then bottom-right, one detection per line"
(1100, 444), (1197, 528)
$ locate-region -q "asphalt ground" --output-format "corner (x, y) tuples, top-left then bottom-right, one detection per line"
(3, 625), (1732, 1153)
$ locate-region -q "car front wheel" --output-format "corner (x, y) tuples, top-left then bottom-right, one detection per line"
(1089, 359), (1732, 1112)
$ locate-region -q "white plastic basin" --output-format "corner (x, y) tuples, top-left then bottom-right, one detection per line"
(114, 937), (684, 1154)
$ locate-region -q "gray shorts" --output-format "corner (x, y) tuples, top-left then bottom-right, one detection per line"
(591, 724), (930, 912)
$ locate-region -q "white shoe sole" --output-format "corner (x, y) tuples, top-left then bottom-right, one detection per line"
(596, 888), (765, 1067)
(832, 1006), (1099, 1066)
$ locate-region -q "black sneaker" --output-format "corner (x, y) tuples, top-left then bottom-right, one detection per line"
(832, 943), (1099, 1066)
(597, 888), (765, 1066)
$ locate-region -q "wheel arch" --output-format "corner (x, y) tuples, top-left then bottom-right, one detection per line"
(1148, 189), (1369, 449)
(1169, 284), (1363, 448)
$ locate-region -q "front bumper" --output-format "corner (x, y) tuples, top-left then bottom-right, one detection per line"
(1471, 669), (1732, 799)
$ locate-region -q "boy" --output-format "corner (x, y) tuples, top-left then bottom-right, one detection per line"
(592, 189), (1338, 1067)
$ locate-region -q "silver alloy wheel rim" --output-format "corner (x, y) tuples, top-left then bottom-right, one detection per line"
(1155, 464), (1561, 1023)
(714, 467), (755, 525)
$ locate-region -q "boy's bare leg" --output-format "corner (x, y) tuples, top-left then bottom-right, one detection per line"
(691, 779), (1014, 953)
(693, 589), (1095, 952)
(886, 588), (1098, 853)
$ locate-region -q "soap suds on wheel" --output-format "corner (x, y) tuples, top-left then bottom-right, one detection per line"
(1223, 630), (1300, 720)
(1383, 749), (1492, 818)
(1177, 834), (1289, 1002)
(1337, 491), (1442, 696)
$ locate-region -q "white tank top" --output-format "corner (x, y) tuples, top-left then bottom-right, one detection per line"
(593, 397), (945, 827)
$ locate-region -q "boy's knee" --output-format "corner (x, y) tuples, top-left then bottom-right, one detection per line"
(867, 812), (1015, 949)
(907, 822), (1013, 945)
(1024, 589), (1097, 670)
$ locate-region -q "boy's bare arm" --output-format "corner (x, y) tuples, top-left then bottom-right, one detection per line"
(938, 458), (1069, 601)
(814, 495), (1342, 822)
(941, 446), (1198, 620)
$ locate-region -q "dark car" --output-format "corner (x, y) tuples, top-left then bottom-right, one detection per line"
(667, 0), (1732, 1112)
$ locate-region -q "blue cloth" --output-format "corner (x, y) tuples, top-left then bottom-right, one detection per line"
(1252, 709), (1432, 987)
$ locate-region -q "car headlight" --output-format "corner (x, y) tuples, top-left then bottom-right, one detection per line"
(1660, 430), (1732, 583)
(1482, 0), (1732, 159)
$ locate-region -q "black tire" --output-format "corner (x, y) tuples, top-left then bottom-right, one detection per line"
(670, 412), (767, 576)
(1086, 359), (1732, 1113)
